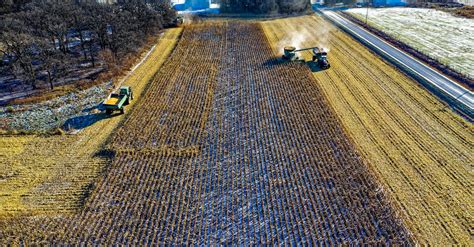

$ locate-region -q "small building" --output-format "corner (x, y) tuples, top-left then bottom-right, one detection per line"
(186, 0), (210, 9)
(372, 0), (407, 6)
(173, 0), (216, 10)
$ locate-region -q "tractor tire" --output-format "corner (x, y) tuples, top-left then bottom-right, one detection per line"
(120, 108), (125, 114)
(106, 109), (112, 115)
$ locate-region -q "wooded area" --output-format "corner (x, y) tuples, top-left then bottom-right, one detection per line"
(0, 0), (176, 96)
(220, 0), (312, 14)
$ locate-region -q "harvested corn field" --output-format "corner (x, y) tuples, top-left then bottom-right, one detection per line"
(0, 22), (412, 245)
(0, 28), (182, 216)
(262, 15), (473, 245)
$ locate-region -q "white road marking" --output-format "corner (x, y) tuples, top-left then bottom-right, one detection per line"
(323, 11), (473, 110)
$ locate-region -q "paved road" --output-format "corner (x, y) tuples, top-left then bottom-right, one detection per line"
(322, 10), (474, 118)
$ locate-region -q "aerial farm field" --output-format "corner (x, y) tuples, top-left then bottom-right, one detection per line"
(0, 28), (182, 215)
(346, 7), (474, 78)
(0, 21), (413, 245)
(262, 15), (473, 245)
(0, 14), (472, 245)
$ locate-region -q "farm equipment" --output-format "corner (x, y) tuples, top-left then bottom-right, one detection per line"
(282, 46), (302, 61)
(312, 47), (331, 69)
(103, 86), (133, 115)
(282, 46), (331, 69)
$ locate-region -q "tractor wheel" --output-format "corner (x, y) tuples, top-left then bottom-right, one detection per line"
(120, 108), (125, 114)
(106, 109), (112, 115)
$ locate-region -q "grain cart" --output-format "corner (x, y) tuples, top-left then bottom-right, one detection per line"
(103, 86), (133, 115)
(282, 46), (331, 69)
(282, 46), (307, 61)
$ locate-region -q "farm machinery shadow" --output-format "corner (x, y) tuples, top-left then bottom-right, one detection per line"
(62, 104), (122, 131)
(305, 61), (325, 73)
(262, 58), (325, 73)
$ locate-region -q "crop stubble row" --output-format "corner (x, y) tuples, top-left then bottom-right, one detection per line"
(0, 28), (182, 237)
(261, 16), (473, 245)
(0, 28), (183, 215)
(1, 22), (411, 244)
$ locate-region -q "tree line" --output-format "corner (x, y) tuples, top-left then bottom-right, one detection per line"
(0, 0), (176, 91)
(220, 0), (312, 14)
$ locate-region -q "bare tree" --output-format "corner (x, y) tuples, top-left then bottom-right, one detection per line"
(220, 0), (313, 14)
(0, 15), (38, 89)
(150, 0), (176, 28)
(0, 0), (178, 95)
(37, 40), (68, 90)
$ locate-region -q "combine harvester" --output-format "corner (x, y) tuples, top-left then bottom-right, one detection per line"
(103, 86), (133, 115)
(282, 46), (331, 69)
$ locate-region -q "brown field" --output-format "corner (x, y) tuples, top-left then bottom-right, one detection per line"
(0, 27), (182, 215)
(0, 21), (412, 245)
(262, 15), (473, 245)
(1, 15), (472, 246)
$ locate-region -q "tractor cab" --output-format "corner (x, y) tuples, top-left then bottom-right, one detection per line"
(312, 48), (331, 70)
(119, 86), (132, 97)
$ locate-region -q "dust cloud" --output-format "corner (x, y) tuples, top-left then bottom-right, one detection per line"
(275, 21), (334, 55)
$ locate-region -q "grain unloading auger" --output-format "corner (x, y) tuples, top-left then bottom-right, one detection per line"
(282, 46), (331, 69)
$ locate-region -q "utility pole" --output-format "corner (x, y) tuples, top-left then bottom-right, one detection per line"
(365, 0), (369, 24)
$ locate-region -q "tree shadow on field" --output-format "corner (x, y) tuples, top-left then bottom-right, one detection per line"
(77, 149), (116, 207)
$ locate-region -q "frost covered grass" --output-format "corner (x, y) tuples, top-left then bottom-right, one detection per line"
(346, 7), (474, 78)
(0, 81), (112, 132)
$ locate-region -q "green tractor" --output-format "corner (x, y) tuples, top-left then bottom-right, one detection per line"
(103, 86), (133, 115)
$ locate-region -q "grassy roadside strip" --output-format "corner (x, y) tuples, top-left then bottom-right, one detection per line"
(0, 27), (183, 216)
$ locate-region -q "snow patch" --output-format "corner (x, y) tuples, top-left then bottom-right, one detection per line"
(346, 7), (474, 78)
